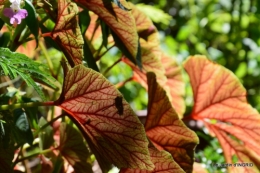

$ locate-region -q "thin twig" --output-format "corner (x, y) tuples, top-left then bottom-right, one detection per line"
(115, 77), (133, 89)
(103, 58), (122, 76)
(95, 44), (115, 61)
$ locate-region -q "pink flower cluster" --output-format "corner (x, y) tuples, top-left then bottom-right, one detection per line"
(3, 0), (28, 25)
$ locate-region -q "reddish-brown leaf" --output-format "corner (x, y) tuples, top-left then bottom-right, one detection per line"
(123, 5), (171, 105)
(130, 2), (161, 59)
(161, 54), (185, 117)
(120, 146), (185, 173)
(184, 55), (260, 171)
(210, 124), (260, 173)
(52, 0), (84, 66)
(75, 0), (139, 61)
(122, 48), (167, 90)
(145, 72), (199, 173)
(56, 65), (154, 170)
(58, 123), (93, 173)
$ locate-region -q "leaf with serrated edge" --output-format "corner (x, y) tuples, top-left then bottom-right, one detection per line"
(161, 54), (185, 117)
(183, 55), (260, 171)
(145, 72), (199, 173)
(56, 65), (154, 170)
(120, 145), (185, 173)
(59, 123), (93, 173)
(75, 0), (139, 63)
(52, 0), (84, 66)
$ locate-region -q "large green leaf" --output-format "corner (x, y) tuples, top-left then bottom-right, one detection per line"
(12, 109), (34, 146)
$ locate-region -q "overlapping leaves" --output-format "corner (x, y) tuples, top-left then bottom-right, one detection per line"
(51, 0), (84, 66)
(122, 4), (186, 117)
(74, 0), (140, 66)
(120, 145), (185, 173)
(56, 65), (154, 171)
(0, 48), (56, 100)
(161, 54), (185, 116)
(58, 123), (93, 173)
(184, 55), (260, 172)
(145, 72), (199, 173)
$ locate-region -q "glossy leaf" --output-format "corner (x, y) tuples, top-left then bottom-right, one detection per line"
(184, 55), (260, 171)
(145, 72), (199, 173)
(161, 54), (185, 117)
(56, 65), (154, 170)
(120, 146), (185, 173)
(58, 123), (92, 173)
(78, 9), (90, 35)
(83, 38), (99, 72)
(13, 109), (34, 146)
(75, 0), (140, 65)
(52, 0), (84, 66)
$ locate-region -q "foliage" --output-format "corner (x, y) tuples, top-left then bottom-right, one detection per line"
(0, 0), (259, 173)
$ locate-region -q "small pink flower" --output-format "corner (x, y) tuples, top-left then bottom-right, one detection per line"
(3, 8), (28, 25)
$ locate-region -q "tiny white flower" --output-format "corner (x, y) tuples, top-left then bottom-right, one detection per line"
(10, 0), (22, 12)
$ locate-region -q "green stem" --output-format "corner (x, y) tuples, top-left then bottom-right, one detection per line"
(39, 41), (54, 75)
(115, 77), (133, 89)
(34, 113), (65, 136)
(14, 148), (53, 165)
(0, 101), (55, 111)
(95, 44), (115, 61)
(103, 58), (122, 76)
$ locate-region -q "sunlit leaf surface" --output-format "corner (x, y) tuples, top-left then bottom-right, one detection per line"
(161, 54), (185, 117)
(184, 55), (260, 172)
(145, 72), (199, 173)
(120, 145), (185, 173)
(56, 65), (154, 170)
(75, 0), (139, 63)
(52, 0), (84, 66)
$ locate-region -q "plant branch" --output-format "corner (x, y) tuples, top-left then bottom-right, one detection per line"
(41, 32), (52, 38)
(103, 58), (122, 76)
(39, 41), (54, 75)
(0, 101), (55, 111)
(34, 113), (66, 136)
(14, 148), (53, 165)
(115, 77), (133, 89)
(95, 44), (115, 61)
